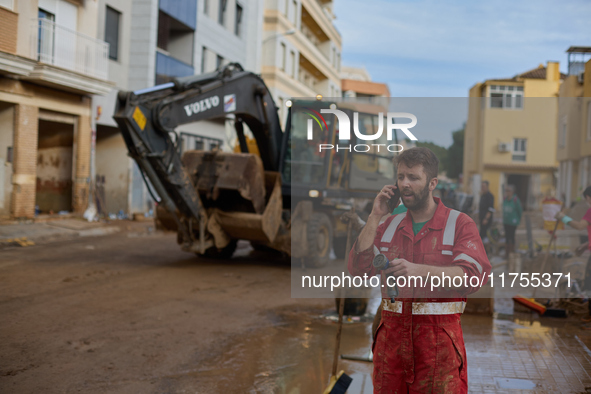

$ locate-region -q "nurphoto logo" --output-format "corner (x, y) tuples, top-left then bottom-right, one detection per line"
(306, 109), (419, 152)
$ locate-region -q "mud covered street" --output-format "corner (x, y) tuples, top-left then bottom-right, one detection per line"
(0, 222), (334, 393)
(2, 222), (591, 393)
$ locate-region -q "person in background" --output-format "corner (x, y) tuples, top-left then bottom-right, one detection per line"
(502, 184), (522, 259)
(479, 180), (495, 241)
(556, 185), (591, 325)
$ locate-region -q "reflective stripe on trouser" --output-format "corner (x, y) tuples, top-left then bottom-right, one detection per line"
(381, 299), (466, 315)
(372, 302), (467, 393)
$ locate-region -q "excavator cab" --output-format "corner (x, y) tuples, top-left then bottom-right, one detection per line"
(279, 99), (398, 263)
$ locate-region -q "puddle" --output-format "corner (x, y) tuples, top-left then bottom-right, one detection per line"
(159, 298), (591, 393)
(495, 377), (538, 389)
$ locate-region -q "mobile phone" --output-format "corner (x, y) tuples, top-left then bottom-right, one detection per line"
(387, 183), (401, 212)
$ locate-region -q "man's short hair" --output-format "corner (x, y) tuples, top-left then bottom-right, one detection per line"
(583, 186), (591, 198)
(396, 147), (439, 180)
(482, 180), (489, 187)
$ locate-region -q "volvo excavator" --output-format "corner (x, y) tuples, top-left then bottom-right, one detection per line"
(113, 63), (397, 267)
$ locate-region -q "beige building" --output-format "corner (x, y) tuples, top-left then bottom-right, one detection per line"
(463, 61), (564, 211)
(0, 0), (112, 219)
(341, 65), (390, 102)
(261, 0), (342, 126)
(556, 47), (591, 205)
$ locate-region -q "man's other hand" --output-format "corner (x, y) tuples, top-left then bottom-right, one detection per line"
(385, 258), (426, 277)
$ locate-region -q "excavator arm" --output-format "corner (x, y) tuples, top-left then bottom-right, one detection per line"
(113, 63), (284, 254)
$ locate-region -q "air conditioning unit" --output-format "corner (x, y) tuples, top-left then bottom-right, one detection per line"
(578, 72), (585, 84)
(498, 142), (511, 153)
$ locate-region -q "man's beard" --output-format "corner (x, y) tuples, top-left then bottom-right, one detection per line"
(402, 182), (431, 212)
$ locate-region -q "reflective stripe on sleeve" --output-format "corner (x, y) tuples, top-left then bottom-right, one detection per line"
(380, 212), (406, 243)
(453, 253), (483, 274)
(442, 210), (460, 246)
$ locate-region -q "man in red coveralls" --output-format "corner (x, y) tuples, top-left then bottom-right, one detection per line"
(348, 147), (491, 393)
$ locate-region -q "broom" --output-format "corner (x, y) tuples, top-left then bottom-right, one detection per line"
(522, 198), (567, 317)
(532, 199), (565, 299)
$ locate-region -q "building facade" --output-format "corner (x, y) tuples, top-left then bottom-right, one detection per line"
(556, 47), (591, 206)
(91, 0), (264, 217)
(0, 0), (112, 219)
(463, 61), (564, 211)
(341, 65), (390, 102)
(261, 0), (342, 126)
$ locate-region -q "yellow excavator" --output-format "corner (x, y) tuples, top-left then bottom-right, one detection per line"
(113, 63), (397, 266)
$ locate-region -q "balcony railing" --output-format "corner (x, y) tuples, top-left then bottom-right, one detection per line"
(32, 18), (109, 80)
(156, 51), (194, 79)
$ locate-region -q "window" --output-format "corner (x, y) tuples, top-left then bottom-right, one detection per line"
(290, 50), (295, 77)
(292, 0), (297, 24)
(37, 8), (55, 62)
(489, 85), (523, 109)
(280, 43), (286, 71)
(337, 53), (341, 71)
(204, 0), (209, 16)
(201, 46), (207, 73)
(105, 6), (121, 61)
(235, 4), (243, 36)
(332, 47), (336, 68)
(512, 138), (526, 162)
(218, 0), (227, 25)
(285, 0), (290, 17)
(216, 54), (223, 70)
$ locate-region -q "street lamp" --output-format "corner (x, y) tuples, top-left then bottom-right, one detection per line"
(262, 29), (296, 44)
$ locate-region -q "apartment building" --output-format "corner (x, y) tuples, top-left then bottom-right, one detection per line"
(0, 0), (112, 219)
(91, 0), (263, 216)
(556, 47), (591, 206)
(261, 0), (342, 126)
(463, 61), (564, 211)
(341, 65), (390, 102)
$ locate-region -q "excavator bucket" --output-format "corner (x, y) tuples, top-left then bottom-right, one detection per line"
(177, 150), (284, 247)
(211, 171), (283, 243)
(182, 150), (267, 214)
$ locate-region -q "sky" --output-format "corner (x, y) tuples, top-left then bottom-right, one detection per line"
(333, 0), (591, 147)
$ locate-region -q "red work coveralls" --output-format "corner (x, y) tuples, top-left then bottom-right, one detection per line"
(348, 198), (491, 393)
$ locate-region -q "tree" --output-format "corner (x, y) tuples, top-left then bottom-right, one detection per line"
(444, 127), (464, 179)
(407, 140), (448, 174)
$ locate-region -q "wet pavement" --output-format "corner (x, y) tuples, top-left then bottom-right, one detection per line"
(465, 313), (591, 393)
(2, 225), (591, 393)
(184, 297), (591, 393)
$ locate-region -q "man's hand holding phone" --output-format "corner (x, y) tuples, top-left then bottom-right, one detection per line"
(356, 184), (401, 252)
(372, 184), (400, 218)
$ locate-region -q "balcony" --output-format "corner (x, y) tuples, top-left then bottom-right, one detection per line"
(159, 0), (197, 31)
(0, 18), (118, 95)
(155, 51), (194, 84)
(33, 18), (109, 80)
